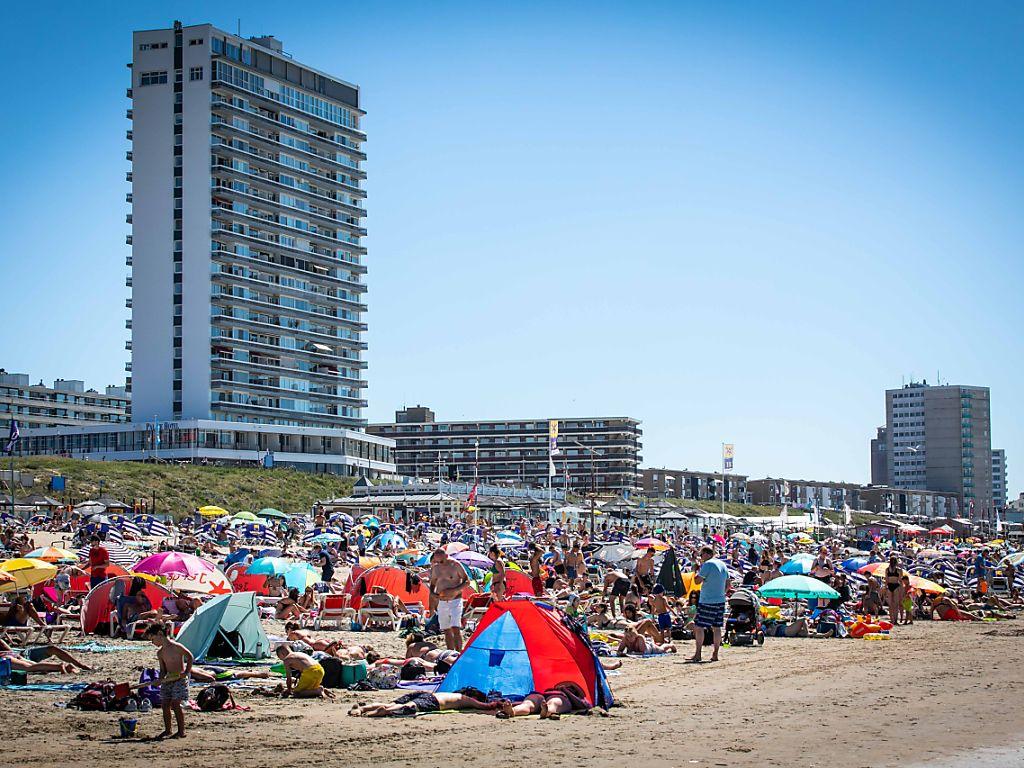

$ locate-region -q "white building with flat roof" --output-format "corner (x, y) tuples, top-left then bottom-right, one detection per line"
(128, 21), (367, 429)
(18, 419), (392, 476)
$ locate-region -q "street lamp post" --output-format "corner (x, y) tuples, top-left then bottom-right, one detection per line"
(571, 440), (600, 538)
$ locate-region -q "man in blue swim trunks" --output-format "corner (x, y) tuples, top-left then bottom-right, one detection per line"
(690, 545), (728, 663)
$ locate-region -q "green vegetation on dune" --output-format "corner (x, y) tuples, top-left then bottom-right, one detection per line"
(8, 457), (355, 518)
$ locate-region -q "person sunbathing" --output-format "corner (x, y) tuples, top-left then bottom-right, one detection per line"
(189, 666), (273, 683)
(616, 626), (676, 655)
(0, 637), (92, 674)
(616, 605), (669, 642)
(275, 588), (305, 621)
(349, 688), (498, 717)
(771, 617), (810, 637)
(379, 646), (461, 674)
(586, 603), (613, 629)
(297, 586), (318, 612)
(2, 594), (46, 629)
(496, 682), (593, 720)
(930, 595), (981, 621)
(283, 622), (344, 655)
(404, 632), (437, 658)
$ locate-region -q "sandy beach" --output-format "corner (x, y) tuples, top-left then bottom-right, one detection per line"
(3, 618), (1022, 768)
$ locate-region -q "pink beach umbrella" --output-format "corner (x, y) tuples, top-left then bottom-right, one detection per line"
(132, 551), (218, 579)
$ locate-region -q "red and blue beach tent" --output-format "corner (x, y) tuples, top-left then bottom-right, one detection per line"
(438, 599), (613, 708)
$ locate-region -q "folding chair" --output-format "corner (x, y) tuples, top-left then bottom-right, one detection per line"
(313, 593), (355, 630)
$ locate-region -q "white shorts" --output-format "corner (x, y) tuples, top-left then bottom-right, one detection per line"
(437, 598), (463, 630)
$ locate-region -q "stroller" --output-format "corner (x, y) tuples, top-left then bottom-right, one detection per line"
(725, 588), (765, 646)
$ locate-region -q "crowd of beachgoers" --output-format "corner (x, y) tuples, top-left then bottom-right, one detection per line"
(2, 501), (1022, 737)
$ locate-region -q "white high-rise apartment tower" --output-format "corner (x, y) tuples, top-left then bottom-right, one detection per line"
(128, 21), (367, 429)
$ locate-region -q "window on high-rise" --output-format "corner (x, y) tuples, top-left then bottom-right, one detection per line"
(190, 66), (204, 81)
(140, 70), (168, 86)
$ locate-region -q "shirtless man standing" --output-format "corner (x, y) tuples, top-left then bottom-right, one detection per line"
(430, 548), (470, 651)
(634, 547), (656, 595)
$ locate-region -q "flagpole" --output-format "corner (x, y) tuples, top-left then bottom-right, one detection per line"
(721, 443), (726, 520)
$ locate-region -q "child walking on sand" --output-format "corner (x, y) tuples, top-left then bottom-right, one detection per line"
(144, 623), (193, 739)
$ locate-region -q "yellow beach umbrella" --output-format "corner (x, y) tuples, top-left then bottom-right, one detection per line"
(0, 558), (59, 592)
(682, 571), (703, 595)
(198, 505), (229, 517)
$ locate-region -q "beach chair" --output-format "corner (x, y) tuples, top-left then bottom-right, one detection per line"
(314, 593), (355, 630)
(463, 593), (492, 626)
(357, 594), (399, 631)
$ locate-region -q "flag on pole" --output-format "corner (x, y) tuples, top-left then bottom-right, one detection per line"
(4, 420), (19, 454)
(548, 419), (559, 478)
(843, 503), (852, 526)
(463, 483), (478, 512)
(722, 443), (734, 471)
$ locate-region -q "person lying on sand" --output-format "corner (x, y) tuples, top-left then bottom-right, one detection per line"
(616, 626), (676, 655)
(349, 688), (498, 717)
(616, 605), (670, 642)
(283, 622), (344, 655)
(274, 644), (335, 700)
(771, 618), (810, 637)
(0, 637), (92, 674)
(189, 666), (273, 683)
(930, 595), (981, 622)
(496, 683), (593, 720)
(586, 603), (613, 629)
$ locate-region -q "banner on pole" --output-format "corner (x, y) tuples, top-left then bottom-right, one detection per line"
(722, 443), (734, 471)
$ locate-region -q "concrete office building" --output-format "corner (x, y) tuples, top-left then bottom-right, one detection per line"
(993, 449), (1007, 510)
(884, 381), (992, 520)
(128, 21), (367, 428)
(641, 468), (748, 504)
(870, 426), (889, 485)
(368, 407), (642, 493)
(0, 372), (129, 431)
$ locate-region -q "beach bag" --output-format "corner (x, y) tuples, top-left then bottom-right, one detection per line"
(320, 657), (345, 689)
(74, 681), (122, 711)
(137, 668), (162, 708)
(367, 666), (399, 690)
(196, 684), (234, 712)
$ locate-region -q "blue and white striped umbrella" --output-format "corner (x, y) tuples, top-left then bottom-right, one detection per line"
(304, 526), (344, 543)
(109, 515), (142, 537)
(133, 515), (171, 537)
(76, 541), (136, 567)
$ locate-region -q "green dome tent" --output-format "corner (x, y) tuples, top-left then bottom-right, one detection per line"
(176, 592), (270, 661)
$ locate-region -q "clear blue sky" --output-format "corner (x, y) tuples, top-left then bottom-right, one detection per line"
(2, 2), (1021, 492)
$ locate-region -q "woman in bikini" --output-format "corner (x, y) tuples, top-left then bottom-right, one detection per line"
(488, 544), (507, 602)
(884, 554), (903, 624)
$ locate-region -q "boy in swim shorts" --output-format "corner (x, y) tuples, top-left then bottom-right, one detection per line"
(144, 623), (193, 739)
(275, 644), (335, 699)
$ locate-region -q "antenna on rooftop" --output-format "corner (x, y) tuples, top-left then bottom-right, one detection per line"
(237, 18), (241, 36)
